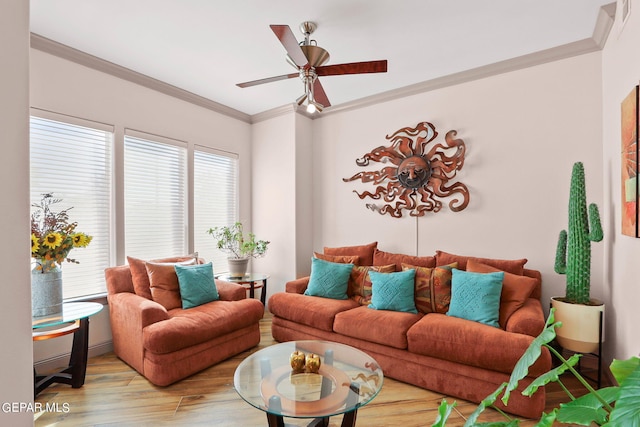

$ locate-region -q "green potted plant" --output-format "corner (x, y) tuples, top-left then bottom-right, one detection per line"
(207, 221), (269, 277)
(432, 309), (640, 426)
(552, 161), (604, 353)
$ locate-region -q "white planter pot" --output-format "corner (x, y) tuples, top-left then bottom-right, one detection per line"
(31, 269), (63, 317)
(551, 297), (604, 354)
(227, 258), (249, 278)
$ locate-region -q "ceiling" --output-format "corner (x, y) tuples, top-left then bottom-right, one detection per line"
(30, 0), (613, 117)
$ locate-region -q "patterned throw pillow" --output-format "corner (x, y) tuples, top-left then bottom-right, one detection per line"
(402, 262), (457, 314)
(368, 269), (418, 314)
(348, 264), (396, 305)
(447, 268), (504, 328)
(174, 262), (219, 309)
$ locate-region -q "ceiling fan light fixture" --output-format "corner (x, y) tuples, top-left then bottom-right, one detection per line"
(296, 93), (308, 105)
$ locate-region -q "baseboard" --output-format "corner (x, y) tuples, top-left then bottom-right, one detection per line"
(34, 341), (113, 373)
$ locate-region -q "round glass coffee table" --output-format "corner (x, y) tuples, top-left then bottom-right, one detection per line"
(234, 340), (383, 427)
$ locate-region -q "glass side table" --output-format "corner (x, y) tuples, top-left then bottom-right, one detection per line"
(234, 340), (383, 427)
(216, 273), (269, 305)
(32, 301), (103, 396)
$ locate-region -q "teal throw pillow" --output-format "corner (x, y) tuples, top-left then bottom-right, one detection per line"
(368, 269), (418, 314)
(174, 262), (219, 309)
(304, 257), (353, 300)
(446, 268), (504, 328)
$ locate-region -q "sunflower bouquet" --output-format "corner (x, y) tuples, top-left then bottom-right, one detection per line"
(30, 193), (92, 273)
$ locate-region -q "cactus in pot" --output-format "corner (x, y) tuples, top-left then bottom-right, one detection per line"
(554, 162), (603, 304)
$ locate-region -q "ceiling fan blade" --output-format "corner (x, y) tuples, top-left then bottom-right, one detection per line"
(313, 79), (331, 107)
(236, 72), (298, 88)
(270, 25), (308, 67)
(316, 60), (387, 76)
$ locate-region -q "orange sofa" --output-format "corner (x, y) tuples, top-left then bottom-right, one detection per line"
(105, 256), (264, 386)
(268, 244), (551, 419)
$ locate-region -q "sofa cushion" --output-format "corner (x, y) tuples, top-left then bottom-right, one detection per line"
(128, 255), (197, 299)
(403, 262), (457, 314)
(314, 252), (359, 264)
(435, 250), (527, 275)
(146, 260), (198, 310)
(304, 257), (353, 300)
(407, 313), (547, 375)
(348, 264), (395, 305)
(143, 298), (263, 354)
(368, 269), (418, 314)
(466, 260), (538, 328)
(175, 262), (219, 309)
(268, 292), (360, 332)
(447, 269), (503, 328)
(334, 306), (422, 349)
(373, 249), (436, 271)
(324, 241), (377, 266)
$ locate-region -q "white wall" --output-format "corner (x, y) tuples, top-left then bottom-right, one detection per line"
(602, 0), (640, 360)
(0, 1), (34, 425)
(29, 49), (252, 364)
(312, 52), (605, 312)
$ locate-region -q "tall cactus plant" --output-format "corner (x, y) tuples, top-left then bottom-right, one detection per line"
(554, 162), (603, 305)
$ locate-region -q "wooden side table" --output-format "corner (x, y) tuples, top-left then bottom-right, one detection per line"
(216, 273), (269, 305)
(32, 302), (103, 396)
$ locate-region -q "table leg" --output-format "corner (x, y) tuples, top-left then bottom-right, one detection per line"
(249, 281), (255, 299)
(261, 278), (267, 305)
(266, 413), (285, 427)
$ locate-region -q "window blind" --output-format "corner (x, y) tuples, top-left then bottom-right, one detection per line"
(30, 115), (113, 299)
(193, 146), (238, 273)
(124, 132), (187, 260)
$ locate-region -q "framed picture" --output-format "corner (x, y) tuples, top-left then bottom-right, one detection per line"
(621, 85), (639, 237)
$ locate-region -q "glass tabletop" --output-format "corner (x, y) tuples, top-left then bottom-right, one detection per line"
(32, 302), (103, 329)
(234, 340), (383, 419)
(216, 273), (269, 282)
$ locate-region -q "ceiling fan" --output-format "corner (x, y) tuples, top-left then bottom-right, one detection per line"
(236, 21), (388, 113)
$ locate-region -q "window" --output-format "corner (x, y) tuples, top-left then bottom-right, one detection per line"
(30, 113), (113, 299)
(124, 131), (187, 259)
(193, 147), (238, 272)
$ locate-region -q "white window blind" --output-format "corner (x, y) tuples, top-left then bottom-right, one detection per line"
(124, 132), (187, 259)
(193, 147), (238, 273)
(30, 114), (113, 299)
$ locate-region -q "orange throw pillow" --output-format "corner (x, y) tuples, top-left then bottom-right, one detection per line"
(403, 262), (457, 314)
(324, 242), (378, 266)
(145, 259), (197, 310)
(348, 264), (395, 305)
(128, 255), (198, 299)
(466, 259), (538, 328)
(314, 252), (359, 264)
(435, 250), (528, 275)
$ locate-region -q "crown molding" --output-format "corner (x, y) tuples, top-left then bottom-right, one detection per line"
(30, 33), (252, 124)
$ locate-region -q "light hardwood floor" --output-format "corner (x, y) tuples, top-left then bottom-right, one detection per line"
(35, 313), (596, 427)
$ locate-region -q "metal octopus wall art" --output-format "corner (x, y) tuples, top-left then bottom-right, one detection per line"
(343, 121), (470, 218)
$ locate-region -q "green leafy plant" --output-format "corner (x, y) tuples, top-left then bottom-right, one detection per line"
(554, 162), (603, 304)
(206, 222), (269, 259)
(432, 309), (640, 426)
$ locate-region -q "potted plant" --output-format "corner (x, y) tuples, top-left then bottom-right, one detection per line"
(207, 221), (269, 277)
(432, 309), (640, 426)
(30, 193), (93, 316)
(552, 161), (604, 353)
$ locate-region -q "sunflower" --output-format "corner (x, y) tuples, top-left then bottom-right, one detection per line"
(31, 234), (40, 254)
(42, 232), (63, 249)
(71, 232), (92, 247)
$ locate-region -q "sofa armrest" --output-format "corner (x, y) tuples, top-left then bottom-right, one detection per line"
(216, 279), (247, 301)
(505, 298), (546, 337)
(286, 277), (310, 294)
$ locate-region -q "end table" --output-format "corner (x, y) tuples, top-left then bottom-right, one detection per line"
(216, 273), (269, 305)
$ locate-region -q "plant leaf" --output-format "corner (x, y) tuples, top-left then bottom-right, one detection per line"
(431, 399), (456, 427)
(464, 383), (507, 427)
(556, 386), (619, 426)
(522, 354), (581, 396)
(501, 311), (560, 405)
(607, 359), (640, 427)
(472, 421), (520, 427)
(532, 410), (557, 427)
(609, 356), (640, 385)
